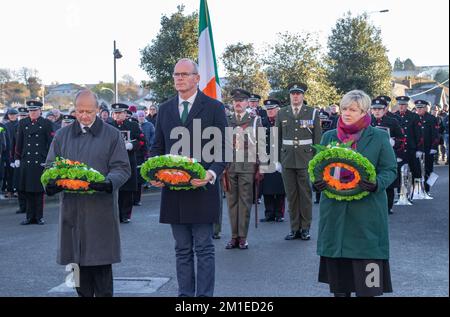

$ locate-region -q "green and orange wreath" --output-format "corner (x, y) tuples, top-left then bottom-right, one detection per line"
(140, 154), (206, 190)
(308, 142), (377, 201)
(41, 157), (105, 194)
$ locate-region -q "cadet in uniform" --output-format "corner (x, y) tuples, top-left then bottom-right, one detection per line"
(394, 96), (424, 180)
(260, 99), (285, 222)
(376, 95), (399, 122)
(276, 83), (322, 240)
(414, 100), (440, 194)
(109, 103), (140, 223)
(371, 98), (405, 214)
(15, 101), (54, 225)
(14, 107), (29, 214)
(224, 89), (262, 250)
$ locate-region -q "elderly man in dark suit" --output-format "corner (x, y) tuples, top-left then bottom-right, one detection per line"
(150, 58), (227, 297)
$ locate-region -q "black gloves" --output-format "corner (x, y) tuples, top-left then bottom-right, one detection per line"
(88, 180), (113, 193)
(45, 180), (64, 196)
(313, 180), (327, 192)
(359, 180), (378, 192)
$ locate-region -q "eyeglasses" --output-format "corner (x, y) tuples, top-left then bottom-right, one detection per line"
(172, 72), (198, 78)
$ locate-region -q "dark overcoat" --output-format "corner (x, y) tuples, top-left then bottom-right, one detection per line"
(45, 117), (131, 266)
(150, 90), (228, 224)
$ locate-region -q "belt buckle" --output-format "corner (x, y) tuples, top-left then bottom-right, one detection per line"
(293, 140), (299, 146)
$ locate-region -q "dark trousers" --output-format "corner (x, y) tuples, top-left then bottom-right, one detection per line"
(18, 191), (27, 213)
(407, 151), (421, 179)
(170, 224), (215, 297)
(263, 194), (285, 219)
(76, 265), (113, 297)
(22, 192), (43, 221)
(424, 153), (434, 192)
(386, 188), (395, 211)
(4, 165), (15, 192)
(133, 183), (142, 204)
(118, 191), (133, 220)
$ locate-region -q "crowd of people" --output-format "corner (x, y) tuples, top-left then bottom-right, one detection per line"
(0, 57), (448, 298)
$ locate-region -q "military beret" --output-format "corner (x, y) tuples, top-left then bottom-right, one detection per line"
(371, 98), (388, 109)
(26, 100), (43, 111)
(18, 107), (29, 115)
(414, 100), (430, 108)
(62, 114), (76, 122)
(111, 103), (129, 112)
(263, 99), (281, 110)
(6, 108), (19, 115)
(128, 105), (137, 113)
(396, 96), (410, 104)
(231, 89), (251, 100)
(248, 94), (261, 102)
(288, 83), (307, 94)
(375, 95), (391, 103)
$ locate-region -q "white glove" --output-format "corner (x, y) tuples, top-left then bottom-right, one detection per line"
(275, 162), (282, 173)
(430, 149), (437, 155)
(415, 151), (424, 159)
(389, 138), (395, 147)
(10, 162), (15, 168)
(396, 158), (403, 163)
(125, 142), (133, 151)
(14, 160), (20, 168)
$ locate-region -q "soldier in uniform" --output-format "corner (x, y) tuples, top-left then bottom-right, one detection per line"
(276, 83), (322, 240)
(260, 99), (285, 222)
(414, 100), (440, 194)
(109, 103), (140, 223)
(14, 107), (29, 214)
(224, 89), (262, 250)
(371, 98), (405, 214)
(15, 101), (54, 225)
(248, 93), (270, 128)
(376, 95), (399, 122)
(394, 96), (424, 180)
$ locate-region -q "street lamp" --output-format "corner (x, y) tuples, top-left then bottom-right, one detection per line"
(113, 40), (123, 103)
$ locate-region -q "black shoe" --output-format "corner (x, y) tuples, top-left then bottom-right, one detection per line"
(300, 229), (311, 240)
(285, 231), (301, 240)
(275, 217), (284, 222)
(15, 209), (26, 214)
(212, 233), (221, 239)
(260, 217), (275, 222)
(121, 218), (130, 223)
(37, 219), (45, 225)
(133, 202), (142, 206)
(20, 219), (33, 225)
(388, 209), (394, 215)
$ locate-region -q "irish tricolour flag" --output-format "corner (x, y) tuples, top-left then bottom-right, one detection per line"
(198, 0), (221, 101)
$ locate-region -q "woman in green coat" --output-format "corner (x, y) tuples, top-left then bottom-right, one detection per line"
(313, 90), (397, 297)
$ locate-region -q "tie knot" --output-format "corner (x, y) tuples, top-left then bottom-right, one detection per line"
(182, 101), (190, 109)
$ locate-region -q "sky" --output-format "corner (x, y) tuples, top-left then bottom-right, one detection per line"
(1, 0), (448, 85)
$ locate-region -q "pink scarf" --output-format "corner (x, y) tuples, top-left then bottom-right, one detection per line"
(336, 113), (371, 182)
(336, 113), (371, 149)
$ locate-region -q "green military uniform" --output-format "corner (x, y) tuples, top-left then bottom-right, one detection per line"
(226, 111), (262, 245)
(275, 83), (322, 240)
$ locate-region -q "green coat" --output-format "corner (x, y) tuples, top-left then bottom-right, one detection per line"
(316, 126), (397, 260)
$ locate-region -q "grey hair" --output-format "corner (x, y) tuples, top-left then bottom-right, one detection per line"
(339, 90), (371, 113)
(175, 58), (199, 74)
(74, 89), (99, 108)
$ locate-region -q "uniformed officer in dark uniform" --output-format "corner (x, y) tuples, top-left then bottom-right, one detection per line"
(15, 101), (54, 225)
(224, 89), (262, 250)
(260, 99), (286, 222)
(4, 108), (20, 199)
(394, 96), (424, 180)
(14, 107), (29, 214)
(376, 95), (399, 122)
(276, 83), (322, 240)
(414, 100), (440, 194)
(248, 93), (270, 128)
(109, 103), (140, 223)
(371, 98), (405, 214)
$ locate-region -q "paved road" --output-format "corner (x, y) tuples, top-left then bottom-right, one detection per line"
(0, 166), (448, 297)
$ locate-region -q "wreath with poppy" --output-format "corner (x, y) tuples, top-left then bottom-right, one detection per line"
(140, 154), (206, 190)
(40, 157), (105, 194)
(308, 142), (377, 201)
